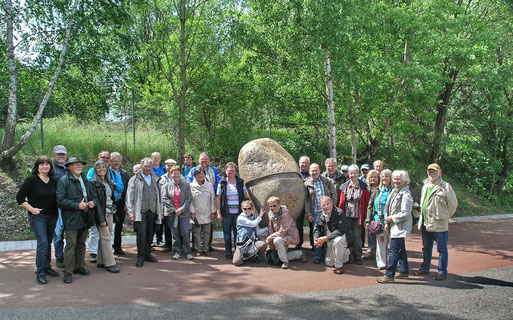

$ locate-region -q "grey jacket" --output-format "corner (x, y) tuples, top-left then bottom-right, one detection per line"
(162, 179), (192, 219)
(126, 172), (162, 224)
(385, 185), (413, 238)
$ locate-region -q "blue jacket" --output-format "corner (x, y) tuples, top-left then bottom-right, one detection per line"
(87, 167), (123, 201)
(186, 165), (221, 192)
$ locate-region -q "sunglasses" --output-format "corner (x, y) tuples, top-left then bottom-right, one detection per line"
(269, 205), (278, 208)
(242, 208), (252, 211)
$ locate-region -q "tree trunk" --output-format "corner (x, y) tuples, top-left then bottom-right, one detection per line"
(2, 0), (18, 152)
(349, 96), (357, 164)
(178, 0), (187, 162)
(429, 66), (459, 163)
(324, 53), (336, 159)
(0, 0), (79, 161)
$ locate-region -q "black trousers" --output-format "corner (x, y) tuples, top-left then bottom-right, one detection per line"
(135, 210), (155, 260)
(295, 208), (306, 250)
(113, 208), (126, 250)
(162, 215), (173, 248)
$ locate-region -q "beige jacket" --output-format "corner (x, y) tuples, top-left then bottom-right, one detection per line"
(189, 179), (216, 224)
(126, 172), (162, 224)
(418, 177), (458, 232)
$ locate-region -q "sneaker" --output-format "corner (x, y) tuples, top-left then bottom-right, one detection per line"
(63, 272), (72, 284)
(281, 262), (290, 269)
(376, 275), (395, 284)
(173, 253), (181, 260)
(56, 258), (65, 268)
(89, 254), (97, 263)
(186, 254), (194, 260)
(106, 265), (120, 273)
(299, 252), (308, 263)
(37, 275), (47, 285)
(395, 273), (409, 279)
(334, 267), (344, 274)
(113, 248), (126, 255)
(45, 268), (59, 277)
(414, 269), (429, 276)
(434, 273), (447, 281)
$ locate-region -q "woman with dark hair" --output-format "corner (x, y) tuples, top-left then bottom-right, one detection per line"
(89, 161), (120, 273)
(216, 162), (249, 259)
(16, 156), (60, 284)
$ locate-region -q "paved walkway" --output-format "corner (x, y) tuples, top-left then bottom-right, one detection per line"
(0, 219), (512, 315)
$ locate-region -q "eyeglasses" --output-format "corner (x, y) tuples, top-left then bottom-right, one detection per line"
(269, 205), (278, 208)
(101, 156), (110, 160)
(242, 208), (252, 211)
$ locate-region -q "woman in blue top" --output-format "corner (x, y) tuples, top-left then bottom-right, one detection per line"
(366, 169), (393, 270)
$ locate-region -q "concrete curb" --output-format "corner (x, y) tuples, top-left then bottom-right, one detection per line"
(1, 214), (511, 252)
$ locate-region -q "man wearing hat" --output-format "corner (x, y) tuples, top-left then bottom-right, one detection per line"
(52, 145), (69, 268)
(359, 164), (370, 184)
(414, 163), (458, 281)
(56, 156), (98, 284)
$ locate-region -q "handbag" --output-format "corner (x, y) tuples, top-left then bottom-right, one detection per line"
(83, 208), (96, 227)
(236, 236), (258, 260)
(266, 249), (282, 266)
(369, 213), (383, 234)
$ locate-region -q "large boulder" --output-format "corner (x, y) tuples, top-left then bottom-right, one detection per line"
(238, 138), (304, 226)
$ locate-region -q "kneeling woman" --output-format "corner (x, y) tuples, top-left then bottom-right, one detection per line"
(90, 161), (120, 273)
(233, 200), (268, 266)
(377, 170), (413, 283)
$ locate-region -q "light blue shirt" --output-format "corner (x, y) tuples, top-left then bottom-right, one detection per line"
(142, 173), (152, 186)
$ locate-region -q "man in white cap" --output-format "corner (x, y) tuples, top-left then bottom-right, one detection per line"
(52, 145), (69, 268)
(359, 164), (370, 184)
(414, 163), (458, 281)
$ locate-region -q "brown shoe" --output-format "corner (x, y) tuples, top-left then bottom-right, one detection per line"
(334, 267), (344, 274)
(376, 275), (395, 284)
(414, 269), (429, 276)
(203, 251), (211, 257)
(195, 252), (202, 257)
(434, 273), (447, 281)
(395, 273), (409, 279)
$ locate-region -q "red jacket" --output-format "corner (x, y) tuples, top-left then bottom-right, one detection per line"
(338, 180), (370, 226)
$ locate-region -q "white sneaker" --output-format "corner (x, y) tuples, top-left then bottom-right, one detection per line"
(186, 253), (194, 260)
(173, 253), (181, 260)
(281, 262), (290, 269)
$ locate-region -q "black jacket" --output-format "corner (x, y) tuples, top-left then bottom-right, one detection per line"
(218, 176), (246, 217)
(313, 207), (353, 243)
(91, 180), (116, 225)
(56, 173), (98, 231)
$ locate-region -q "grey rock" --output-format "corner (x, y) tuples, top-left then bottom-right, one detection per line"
(238, 138), (304, 225)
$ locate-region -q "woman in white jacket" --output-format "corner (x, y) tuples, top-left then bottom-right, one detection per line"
(189, 169), (217, 256)
(377, 170), (413, 284)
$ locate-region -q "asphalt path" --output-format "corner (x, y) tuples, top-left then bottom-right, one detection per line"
(1, 219), (512, 319)
(2, 265), (512, 320)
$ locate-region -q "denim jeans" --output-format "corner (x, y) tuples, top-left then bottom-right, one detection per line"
(420, 225), (449, 275)
(52, 209), (64, 259)
(385, 237), (409, 277)
(222, 214), (238, 255)
(28, 214), (57, 276)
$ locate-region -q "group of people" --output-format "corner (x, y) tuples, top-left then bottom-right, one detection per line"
(298, 157), (458, 282)
(16, 146), (457, 286)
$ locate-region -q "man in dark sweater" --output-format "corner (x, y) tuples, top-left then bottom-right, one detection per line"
(313, 196), (352, 274)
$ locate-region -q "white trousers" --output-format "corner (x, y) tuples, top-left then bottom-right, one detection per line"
(273, 237), (303, 263)
(375, 231), (389, 269)
(325, 235), (350, 268)
(88, 226), (99, 255)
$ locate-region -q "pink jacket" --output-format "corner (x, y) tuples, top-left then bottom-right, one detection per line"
(267, 205), (299, 246)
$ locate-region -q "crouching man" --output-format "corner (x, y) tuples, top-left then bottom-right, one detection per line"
(313, 196), (352, 274)
(233, 200), (268, 266)
(266, 196), (307, 269)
